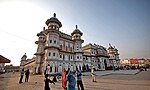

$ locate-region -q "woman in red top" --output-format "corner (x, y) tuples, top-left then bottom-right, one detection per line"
(62, 68), (67, 90)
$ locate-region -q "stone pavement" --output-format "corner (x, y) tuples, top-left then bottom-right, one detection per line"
(0, 69), (150, 90)
(82, 69), (140, 76)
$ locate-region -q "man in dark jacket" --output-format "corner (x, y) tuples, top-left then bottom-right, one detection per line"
(25, 69), (30, 82)
(19, 68), (24, 84)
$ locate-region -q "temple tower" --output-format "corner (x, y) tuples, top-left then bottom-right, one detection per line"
(20, 53), (27, 69)
(71, 25), (84, 71)
(44, 13), (62, 73)
(34, 30), (46, 74)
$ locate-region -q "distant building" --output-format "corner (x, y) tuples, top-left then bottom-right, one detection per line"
(144, 59), (150, 68)
(20, 13), (120, 74)
(121, 59), (130, 66)
(107, 44), (120, 69)
(121, 58), (150, 68)
(4, 64), (20, 72)
(20, 54), (36, 73)
(0, 55), (11, 73)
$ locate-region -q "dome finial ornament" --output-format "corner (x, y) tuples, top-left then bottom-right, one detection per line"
(109, 43), (111, 47)
(76, 25), (78, 29)
(54, 13), (56, 17)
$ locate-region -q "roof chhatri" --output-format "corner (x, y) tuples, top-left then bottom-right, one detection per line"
(45, 13), (62, 27)
(71, 25), (83, 36)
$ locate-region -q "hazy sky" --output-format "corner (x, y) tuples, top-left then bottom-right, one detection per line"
(0, 0), (150, 66)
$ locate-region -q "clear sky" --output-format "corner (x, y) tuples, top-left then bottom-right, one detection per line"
(0, 0), (150, 66)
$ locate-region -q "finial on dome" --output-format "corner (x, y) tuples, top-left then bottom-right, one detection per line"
(76, 25), (78, 29)
(109, 43), (111, 47)
(43, 27), (45, 31)
(54, 13), (56, 17)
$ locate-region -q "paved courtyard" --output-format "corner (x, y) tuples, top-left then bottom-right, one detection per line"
(0, 69), (150, 90)
(82, 70), (140, 76)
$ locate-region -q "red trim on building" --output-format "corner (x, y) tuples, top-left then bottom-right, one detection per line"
(130, 59), (138, 64)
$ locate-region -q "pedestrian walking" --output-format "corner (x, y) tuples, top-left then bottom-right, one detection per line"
(25, 69), (30, 82)
(76, 68), (85, 90)
(91, 68), (96, 82)
(19, 68), (24, 84)
(62, 68), (67, 90)
(66, 70), (76, 90)
(44, 74), (55, 90)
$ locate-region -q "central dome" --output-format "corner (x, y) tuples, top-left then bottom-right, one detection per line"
(45, 13), (62, 28)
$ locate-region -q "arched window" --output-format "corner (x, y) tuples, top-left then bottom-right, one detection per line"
(66, 46), (68, 51)
(53, 53), (55, 56)
(70, 56), (72, 59)
(53, 26), (55, 29)
(54, 40), (56, 44)
(70, 47), (72, 52)
(50, 40), (52, 43)
(80, 56), (82, 59)
(96, 51), (98, 54)
(49, 52), (51, 56)
(77, 56), (79, 59)
(60, 45), (62, 50)
(68, 55), (70, 60)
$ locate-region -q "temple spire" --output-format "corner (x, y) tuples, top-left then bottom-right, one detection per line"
(43, 27), (45, 31)
(54, 13), (56, 17)
(76, 25), (78, 29)
(109, 43), (111, 47)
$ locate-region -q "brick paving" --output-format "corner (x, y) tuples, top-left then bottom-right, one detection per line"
(0, 70), (150, 90)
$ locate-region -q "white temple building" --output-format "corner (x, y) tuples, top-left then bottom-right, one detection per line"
(20, 13), (120, 74)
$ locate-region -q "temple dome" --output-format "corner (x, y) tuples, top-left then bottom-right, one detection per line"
(71, 25), (83, 36)
(45, 13), (62, 28)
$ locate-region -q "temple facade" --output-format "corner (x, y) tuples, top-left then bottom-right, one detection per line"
(82, 43), (111, 71)
(20, 13), (120, 74)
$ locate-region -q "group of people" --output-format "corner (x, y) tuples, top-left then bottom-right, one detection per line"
(44, 68), (97, 90)
(61, 68), (85, 90)
(19, 68), (30, 84)
(44, 67), (85, 90)
(18, 67), (96, 90)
